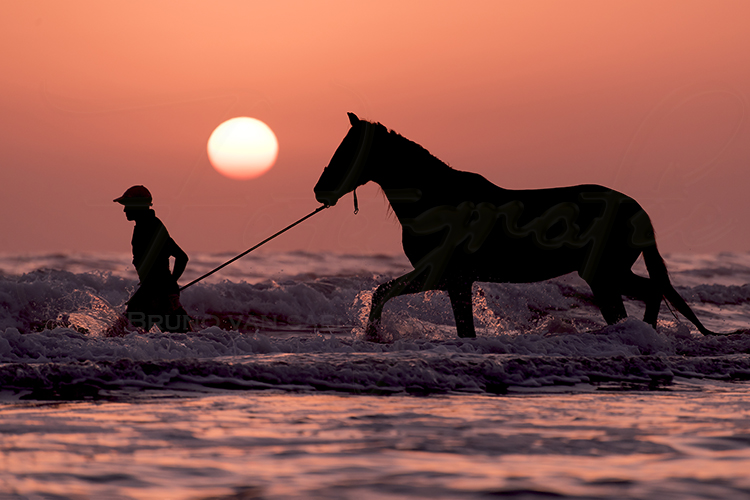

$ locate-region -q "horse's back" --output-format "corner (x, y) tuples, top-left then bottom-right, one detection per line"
(429, 169), (506, 205)
(442, 174), (633, 210)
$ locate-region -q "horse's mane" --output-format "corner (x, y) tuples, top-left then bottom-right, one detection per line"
(370, 122), (453, 222)
(373, 122), (454, 174)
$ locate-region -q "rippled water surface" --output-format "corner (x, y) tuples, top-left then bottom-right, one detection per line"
(3, 385), (750, 499)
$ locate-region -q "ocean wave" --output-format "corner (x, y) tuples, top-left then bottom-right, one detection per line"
(2, 319), (750, 399)
(2, 267), (748, 336)
(2, 317), (749, 362)
(2, 254), (749, 399)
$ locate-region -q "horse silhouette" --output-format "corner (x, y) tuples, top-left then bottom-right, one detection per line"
(314, 112), (718, 339)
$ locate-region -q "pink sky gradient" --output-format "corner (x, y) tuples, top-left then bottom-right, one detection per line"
(1, 1), (749, 257)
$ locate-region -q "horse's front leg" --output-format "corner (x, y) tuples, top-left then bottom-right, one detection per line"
(448, 281), (476, 338)
(366, 269), (429, 341)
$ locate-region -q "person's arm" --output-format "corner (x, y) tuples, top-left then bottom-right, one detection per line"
(169, 240), (189, 282)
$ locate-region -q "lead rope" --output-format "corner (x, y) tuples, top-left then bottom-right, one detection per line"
(179, 204), (329, 292)
(353, 188), (359, 215)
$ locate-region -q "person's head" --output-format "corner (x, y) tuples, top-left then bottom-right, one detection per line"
(113, 185), (153, 220)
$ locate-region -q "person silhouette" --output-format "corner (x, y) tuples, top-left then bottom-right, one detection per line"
(112, 185), (192, 333)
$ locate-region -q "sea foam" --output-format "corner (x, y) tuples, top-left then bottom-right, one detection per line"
(1, 251), (749, 399)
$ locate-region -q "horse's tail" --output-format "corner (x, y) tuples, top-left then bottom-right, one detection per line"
(642, 245), (716, 335)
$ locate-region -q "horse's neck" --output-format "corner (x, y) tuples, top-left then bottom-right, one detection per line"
(370, 134), (453, 219)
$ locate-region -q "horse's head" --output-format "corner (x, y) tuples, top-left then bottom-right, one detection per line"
(314, 112), (375, 207)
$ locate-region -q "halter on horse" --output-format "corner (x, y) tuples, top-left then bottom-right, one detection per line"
(315, 112), (718, 339)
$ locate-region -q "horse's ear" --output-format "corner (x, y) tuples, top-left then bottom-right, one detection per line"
(347, 112), (360, 126)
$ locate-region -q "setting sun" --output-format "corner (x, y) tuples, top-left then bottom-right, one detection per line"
(207, 117), (279, 180)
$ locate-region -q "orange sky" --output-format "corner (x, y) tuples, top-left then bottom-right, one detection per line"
(1, 1), (749, 257)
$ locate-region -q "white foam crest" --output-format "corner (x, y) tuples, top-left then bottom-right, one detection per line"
(0, 251), (412, 284)
(0, 269), (131, 332)
(3, 317), (750, 399)
(181, 276), (384, 329)
(4, 266), (749, 339)
(2, 317), (748, 365)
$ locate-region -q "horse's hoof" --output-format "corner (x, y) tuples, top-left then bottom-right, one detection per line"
(364, 322), (383, 342)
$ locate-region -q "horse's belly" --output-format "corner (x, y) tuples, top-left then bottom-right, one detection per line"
(403, 230), (586, 285)
(468, 246), (581, 283)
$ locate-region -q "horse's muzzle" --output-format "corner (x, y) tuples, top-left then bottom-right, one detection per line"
(314, 191), (339, 207)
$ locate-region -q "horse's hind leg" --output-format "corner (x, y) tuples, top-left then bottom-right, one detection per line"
(366, 269), (430, 341)
(448, 282), (476, 338)
(621, 272), (663, 329)
(587, 277), (628, 326)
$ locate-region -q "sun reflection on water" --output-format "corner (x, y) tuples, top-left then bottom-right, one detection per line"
(2, 386), (750, 498)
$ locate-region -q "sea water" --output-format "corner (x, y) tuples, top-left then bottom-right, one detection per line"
(1, 251), (750, 499)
